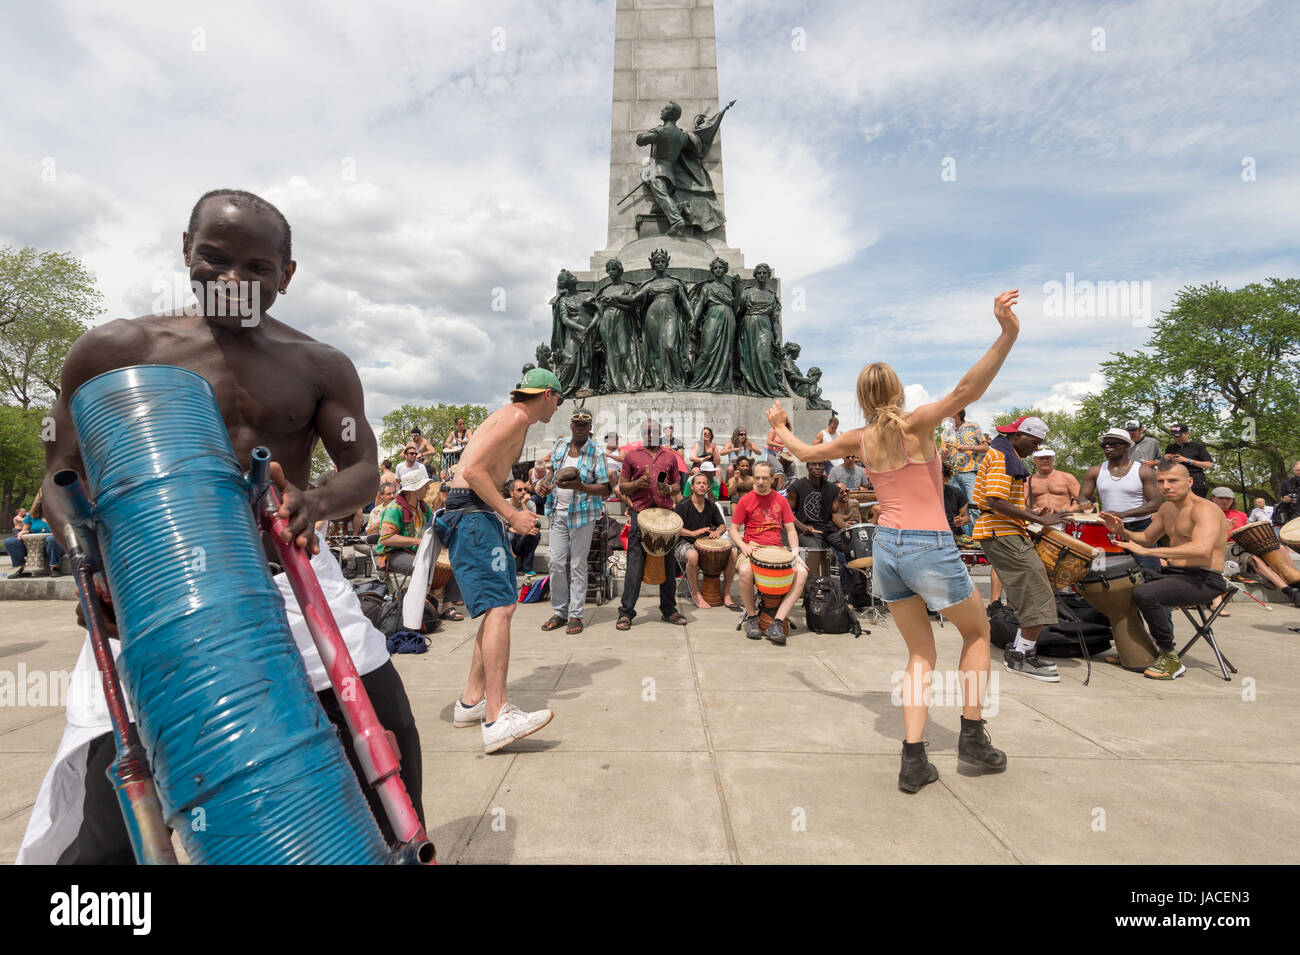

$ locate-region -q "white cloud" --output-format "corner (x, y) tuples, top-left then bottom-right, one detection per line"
(1035, 372), (1107, 414)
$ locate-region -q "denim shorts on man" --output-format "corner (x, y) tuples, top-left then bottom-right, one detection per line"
(437, 491), (517, 618)
(872, 528), (974, 611)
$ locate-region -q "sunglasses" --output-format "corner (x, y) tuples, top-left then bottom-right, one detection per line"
(572, 411), (592, 423)
(1100, 441), (1125, 448)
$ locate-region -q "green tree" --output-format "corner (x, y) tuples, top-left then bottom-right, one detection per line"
(0, 404), (48, 521)
(1076, 279), (1300, 501)
(0, 246), (104, 408)
(379, 402), (489, 473)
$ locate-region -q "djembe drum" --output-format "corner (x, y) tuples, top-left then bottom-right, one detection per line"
(431, 548), (453, 591)
(750, 545), (796, 637)
(695, 537), (732, 607)
(1030, 525), (1102, 589)
(637, 507), (683, 586)
(21, 532), (51, 575)
(1230, 521), (1300, 586)
(1076, 555), (1156, 669)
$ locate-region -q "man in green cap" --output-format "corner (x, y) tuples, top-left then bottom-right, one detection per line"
(440, 367), (563, 753)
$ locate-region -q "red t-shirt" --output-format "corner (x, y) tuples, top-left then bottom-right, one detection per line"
(732, 490), (795, 547)
(1223, 508), (1248, 531)
(622, 446), (685, 512)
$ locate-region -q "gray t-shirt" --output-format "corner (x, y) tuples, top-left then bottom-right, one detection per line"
(1127, 436), (1160, 464)
(827, 464), (867, 490)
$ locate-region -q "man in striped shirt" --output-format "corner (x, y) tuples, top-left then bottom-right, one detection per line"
(973, 416), (1073, 682)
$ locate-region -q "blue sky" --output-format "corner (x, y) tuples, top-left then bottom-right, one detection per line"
(1, 0), (1296, 438)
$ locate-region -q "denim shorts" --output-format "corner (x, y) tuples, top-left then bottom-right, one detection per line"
(436, 509), (516, 619)
(872, 528), (974, 612)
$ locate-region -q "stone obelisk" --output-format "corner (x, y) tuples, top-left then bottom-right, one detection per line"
(589, 0), (745, 273)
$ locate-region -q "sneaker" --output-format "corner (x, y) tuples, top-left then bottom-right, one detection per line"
(765, 618), (787, 646)
(744, 615), (763, 640)
(1024, 649), (1057, 672)
(453, 697), (486, 727)
(482, 702), (554, 754)
(1143, 651), (1186, 681)
(1003, 648), (1060, 682)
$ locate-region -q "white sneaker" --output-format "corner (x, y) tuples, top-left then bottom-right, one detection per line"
(453, 697), (486, 728)
(482, 702), (554, 754)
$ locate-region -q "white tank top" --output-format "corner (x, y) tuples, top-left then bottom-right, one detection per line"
(1098, 460), (1146, 523)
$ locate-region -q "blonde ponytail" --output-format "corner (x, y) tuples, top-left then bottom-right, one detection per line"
(856, 363), (908, 448)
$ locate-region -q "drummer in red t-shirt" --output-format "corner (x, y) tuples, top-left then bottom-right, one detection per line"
(729, 460), (807, 644)
(616, 418), (688, 630)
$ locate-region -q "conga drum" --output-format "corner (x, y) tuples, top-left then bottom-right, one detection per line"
(695, 537), (732, 607)
(21, 532), (51, 576)
(1061, 513), (1123, 554)
(1230, 521), (1300, 585)
(845, 523), (876, 569)
(1030, 525), (1102, 589)
(750, 545), (796, 636)
(1076, 556), (1156, 669)
(637, 508), (683, 586)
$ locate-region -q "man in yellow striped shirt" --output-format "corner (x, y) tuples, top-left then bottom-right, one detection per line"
(973, 416), (1073, 682)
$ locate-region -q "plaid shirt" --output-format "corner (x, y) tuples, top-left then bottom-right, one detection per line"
(545, 436), (610, 530)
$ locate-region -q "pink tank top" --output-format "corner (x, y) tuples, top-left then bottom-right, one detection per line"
(862, 428), (951, 532)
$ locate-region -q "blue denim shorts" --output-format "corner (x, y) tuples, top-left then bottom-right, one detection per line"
(437, 509), (516, 619)
(871, 528), (974, 612)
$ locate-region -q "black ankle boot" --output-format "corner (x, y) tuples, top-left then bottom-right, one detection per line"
(958, 717), (1007, 772)
(898, 740), (939, 793)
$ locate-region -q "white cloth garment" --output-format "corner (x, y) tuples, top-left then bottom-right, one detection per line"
(17, 531), (388, 865)
(402, 523), (442, 631)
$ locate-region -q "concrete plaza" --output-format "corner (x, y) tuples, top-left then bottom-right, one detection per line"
(1, 592), (1297, 865)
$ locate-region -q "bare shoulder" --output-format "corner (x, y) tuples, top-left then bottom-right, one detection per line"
(61, 316), (163, 392)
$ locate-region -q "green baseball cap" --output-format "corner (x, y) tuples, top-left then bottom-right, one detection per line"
(511, 367), (563, 398)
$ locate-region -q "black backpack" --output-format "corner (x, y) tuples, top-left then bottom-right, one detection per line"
(987, 595), (1111, 657)
(803, 576), (861, 636)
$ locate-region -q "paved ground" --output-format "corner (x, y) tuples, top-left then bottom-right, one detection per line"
(2, 592), (1298, 864)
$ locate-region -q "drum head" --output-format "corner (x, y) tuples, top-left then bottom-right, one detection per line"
(1065, 512), (1103, 524)
(638, 507), (683, 536)
(750, 545), (794, 568)
(1283, 517), (1300, 547)
(695, 536), (731, 552)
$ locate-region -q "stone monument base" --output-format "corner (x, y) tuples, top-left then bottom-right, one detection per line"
(523, 390), (833, 468)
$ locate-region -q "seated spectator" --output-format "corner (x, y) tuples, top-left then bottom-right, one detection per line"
(375, 470), (434, 580)
(675, 473), (737, 610)
(365, 481), (398, 535)
(942, 463), (971, 534)
(719, 428), (761, 479)
(663, 422), (685, 453)
(528, 452), (552, 512)
(12, 507), (27, 535)
(379, 458), (397, 487)
(5, 492), (64, 578)
(813, 414), (842, 466)
(699, 460), (722, 499)
(1210, 487), (1248, 530)
(786, 460), (847, 579)
(765, 424), (793, 483)
(1247, 497), (1274, 525)
(689, 427), (722, 474)
(728, 455), (756, 503)
(828, 453), (868, 490)
(603, 433), (624, 488)
(395, 444), (425, 484)
(507, 478), (541, 575)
